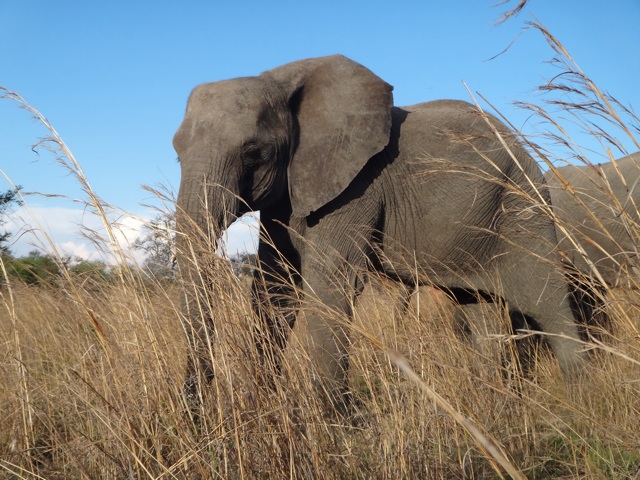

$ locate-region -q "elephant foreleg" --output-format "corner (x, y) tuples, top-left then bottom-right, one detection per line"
(303, 260), (364, 415)
(251, 268), (300, 380)
(180, 278), (218, 415)
(183, 312), (215, 405)
(250, 227), (301, 383)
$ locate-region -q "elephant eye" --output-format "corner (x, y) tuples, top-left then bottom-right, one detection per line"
(245, 149), (262, 163)
(242, 145), (271, 165)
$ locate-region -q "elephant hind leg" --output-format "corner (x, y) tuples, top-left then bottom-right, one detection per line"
(565, 266), (610, 341)
(506, 310), (549, 376)
(494, 259), (588, 378)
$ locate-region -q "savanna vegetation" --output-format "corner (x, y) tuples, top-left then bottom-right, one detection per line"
(1, 22), (639, 479)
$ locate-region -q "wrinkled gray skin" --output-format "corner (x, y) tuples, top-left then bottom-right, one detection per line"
(174, 55), (587, 413)
(545, 153), (640, 287)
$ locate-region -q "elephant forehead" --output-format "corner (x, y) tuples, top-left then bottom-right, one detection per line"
(180, 79), (269, 145)
(190, 79), (268, 118)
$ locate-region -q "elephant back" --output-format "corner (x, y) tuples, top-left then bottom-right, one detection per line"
(545, 152), (640, 286)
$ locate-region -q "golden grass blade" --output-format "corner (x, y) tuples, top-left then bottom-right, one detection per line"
(388, 350), (526, 480)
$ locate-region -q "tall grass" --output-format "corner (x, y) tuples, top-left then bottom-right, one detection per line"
(2, 24), (640, 478)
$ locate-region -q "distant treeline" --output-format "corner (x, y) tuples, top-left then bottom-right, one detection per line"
(1, 250), (256, 287)
(2, 250), (119, 286)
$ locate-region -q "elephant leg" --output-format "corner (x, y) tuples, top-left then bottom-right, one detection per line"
(495, 255), (588, 378)
(505, 310), (543, 376)
(251, 264), (300, 380)
(303, 259), (363, 415)
(251, 225), (301, 382)
(181, 288), (216, 412)
(183, 326), (215, 400)
(564, 265), (609, 341)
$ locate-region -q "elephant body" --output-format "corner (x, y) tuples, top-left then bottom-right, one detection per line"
(295, 102), (571, 316)
(545, 152), (640, 287)
(174, 55), (587, 413)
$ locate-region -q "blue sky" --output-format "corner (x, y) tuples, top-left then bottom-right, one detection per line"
(1, 1), (638, 260)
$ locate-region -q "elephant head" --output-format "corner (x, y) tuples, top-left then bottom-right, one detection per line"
(173, 54), (394, 235)
(173, 55), (394, 410)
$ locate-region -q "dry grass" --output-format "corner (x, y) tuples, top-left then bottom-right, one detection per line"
(1, 271), (639, 479)
(2, 22), (640, 479)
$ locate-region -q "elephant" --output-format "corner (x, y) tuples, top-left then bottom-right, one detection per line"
(173, 54), (587, 415)
(417, 155), (640, 359)
(544, 152), (640, 287)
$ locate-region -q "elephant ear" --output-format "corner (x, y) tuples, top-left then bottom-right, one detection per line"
(264, 55), (394, 217)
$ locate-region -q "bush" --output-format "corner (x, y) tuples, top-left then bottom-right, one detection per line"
(4, 250), (61, 285)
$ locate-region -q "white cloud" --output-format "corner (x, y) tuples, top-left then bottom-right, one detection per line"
(221, 213), (259, 256)
(5, 204), (148, 264)
(5, 204), (259, 263)
(56, 241), (98, 260)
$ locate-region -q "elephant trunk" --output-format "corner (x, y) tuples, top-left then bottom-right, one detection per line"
(175, 167), (243, 404)
(176, 169), (242, 251)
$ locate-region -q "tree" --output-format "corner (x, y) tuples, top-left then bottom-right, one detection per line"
(69, 258), (111, 283)
(132, 211), (176, 280)
(230, 251), (257, 277)
(0, 186), (23, 257)
(3, 251), (112, 286)
(5, 250), (60, 285)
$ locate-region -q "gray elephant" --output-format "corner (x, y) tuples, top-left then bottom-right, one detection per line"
(545, 152), (640, 287)
(173, 55), (587, 414)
